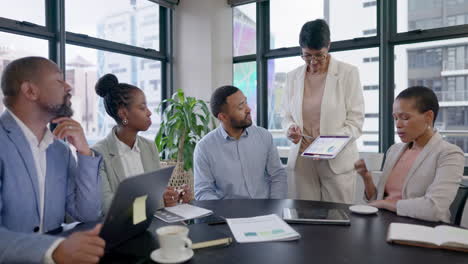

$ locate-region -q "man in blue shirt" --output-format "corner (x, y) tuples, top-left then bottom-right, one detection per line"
(194, 85), (287, 200)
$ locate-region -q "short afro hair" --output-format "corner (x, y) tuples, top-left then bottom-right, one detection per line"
(396, 86), (439, 125)
(210, 85), (239, 118)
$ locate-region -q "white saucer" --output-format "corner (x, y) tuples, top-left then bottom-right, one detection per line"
(150, 248), (194, 264)
(349, 205), (378, 215)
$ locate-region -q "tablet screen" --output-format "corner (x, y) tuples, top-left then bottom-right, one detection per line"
(302, 135), (351, 159)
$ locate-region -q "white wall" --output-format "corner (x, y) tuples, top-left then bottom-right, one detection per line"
(173, 0), (233, 101)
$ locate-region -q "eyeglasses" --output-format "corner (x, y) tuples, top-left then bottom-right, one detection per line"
(300, 53), (328, 62)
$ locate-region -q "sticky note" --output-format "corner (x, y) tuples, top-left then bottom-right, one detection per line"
(133, 195), (148, 225)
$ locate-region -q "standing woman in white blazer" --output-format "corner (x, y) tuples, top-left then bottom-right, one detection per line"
(282, 19), (364, 203)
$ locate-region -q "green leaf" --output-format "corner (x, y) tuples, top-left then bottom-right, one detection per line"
(156, 89), (213, 170)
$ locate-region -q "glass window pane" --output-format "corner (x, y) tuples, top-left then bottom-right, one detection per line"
(66, 45), (162, 144)
(268, 57), (303, 149)
(66, 0), (159, 50)
(270, 0), (377, 49)
(333, 48), (380, 152)
(0, 32), (48, 113)
(398, 0), (468, 32)
(0, 0), (45, 25)
(233, 61), (257, 123)
(395, 38), (468, 153)
(233, 3), (256, 56)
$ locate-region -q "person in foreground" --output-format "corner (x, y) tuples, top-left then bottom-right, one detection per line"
(92, 74), (191, 214)
(194, 85), (287, 200)
(0, 57), (105, 263)
(354, 86), (464, 222)
(283, 19), (364, 203)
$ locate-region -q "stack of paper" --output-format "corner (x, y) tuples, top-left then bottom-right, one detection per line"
(154, 204), (213, 223)
(226, 214), (301, 243)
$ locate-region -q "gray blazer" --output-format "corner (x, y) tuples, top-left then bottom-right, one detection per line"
(92, 130), (161, 213)
(371, 132), (464, 223)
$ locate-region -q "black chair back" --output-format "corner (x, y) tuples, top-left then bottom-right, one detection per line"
(450, 183), (468, 226)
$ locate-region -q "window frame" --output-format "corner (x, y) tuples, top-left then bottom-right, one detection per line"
(0, 0), (173, 114)
(232, 0), (468, 172)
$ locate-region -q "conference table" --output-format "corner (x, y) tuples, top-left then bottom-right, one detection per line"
(100, 199), (468, 264)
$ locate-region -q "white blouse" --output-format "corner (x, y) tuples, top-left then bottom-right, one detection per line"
(113, 130), (145, 178)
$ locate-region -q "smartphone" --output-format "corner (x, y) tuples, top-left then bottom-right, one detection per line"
(183, 215), (226, 225)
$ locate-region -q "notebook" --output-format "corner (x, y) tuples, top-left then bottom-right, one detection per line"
(154, 203), (213, 223)
(189, 224), (233, 249)
(387, 223), (468, 252)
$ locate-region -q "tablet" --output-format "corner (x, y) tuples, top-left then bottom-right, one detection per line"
(301, 135), (351, 159)
(283, 208), (350, 225)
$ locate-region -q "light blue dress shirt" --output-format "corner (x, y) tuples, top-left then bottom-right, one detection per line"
(194, 125), (287, 200)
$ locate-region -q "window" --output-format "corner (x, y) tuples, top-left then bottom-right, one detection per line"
(0, 0), (45, 25)
(234, 1), (468, 159)
(363, 29), (377, 35)
(66, 45), (162, 144)
(0, 32), (48, 113)
(364, 85), (379, 90)
(333, 48), (380, 152)
(363, 56), (379, 63)
(234, 62), (257, 123)
(399, 0), (468, 32)
(363, 141), (379, 146)
(233, 3), (256, 56)
(270, 0), (377, 48)
(66, 0), (160, 50)
(363, 1), (377, 8)
(0, 0), (168, 143)
(396, 38), (468, 151)
(267, 57), (303, 148)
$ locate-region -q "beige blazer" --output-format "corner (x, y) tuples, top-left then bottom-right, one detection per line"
(282, 57), (365, 174)
(92, 130), (161, 213)
(371, 132), (464, 223)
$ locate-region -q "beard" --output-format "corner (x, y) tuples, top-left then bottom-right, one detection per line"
(230, 114), (252, 129)
(45, 94), (74, 118)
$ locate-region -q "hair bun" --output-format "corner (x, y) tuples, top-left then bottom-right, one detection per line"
(95, 73), (118, 97)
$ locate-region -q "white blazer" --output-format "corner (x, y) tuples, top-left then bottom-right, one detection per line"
(282, 57), (365, 174)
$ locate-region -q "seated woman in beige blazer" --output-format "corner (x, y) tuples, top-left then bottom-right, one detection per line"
(355, 86), (464, 223)
(92, 74), (191, 214)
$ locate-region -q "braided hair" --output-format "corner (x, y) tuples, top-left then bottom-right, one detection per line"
(95, 73), (140, 124)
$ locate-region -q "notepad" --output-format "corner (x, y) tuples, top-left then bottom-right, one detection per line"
(154, 204), (213, 223)
(226, 214), (301, 243)
(387, 223), (468, 252)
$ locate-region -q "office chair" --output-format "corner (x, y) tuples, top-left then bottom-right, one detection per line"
(450, 183), (468, 226)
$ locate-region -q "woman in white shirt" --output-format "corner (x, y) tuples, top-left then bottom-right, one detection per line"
(283, 19), (364, 203)
(92, 74), (191, 213)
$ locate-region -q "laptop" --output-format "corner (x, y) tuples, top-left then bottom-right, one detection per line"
(99, 166), (175, 249)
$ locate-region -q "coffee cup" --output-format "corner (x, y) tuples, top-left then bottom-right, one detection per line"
(156, 225), (192, 260)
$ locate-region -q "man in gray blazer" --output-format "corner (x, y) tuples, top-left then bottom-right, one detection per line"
(0, 57), (105, 263)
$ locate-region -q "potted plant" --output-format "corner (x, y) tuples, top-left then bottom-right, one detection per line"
(155, 89), (212, 193)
